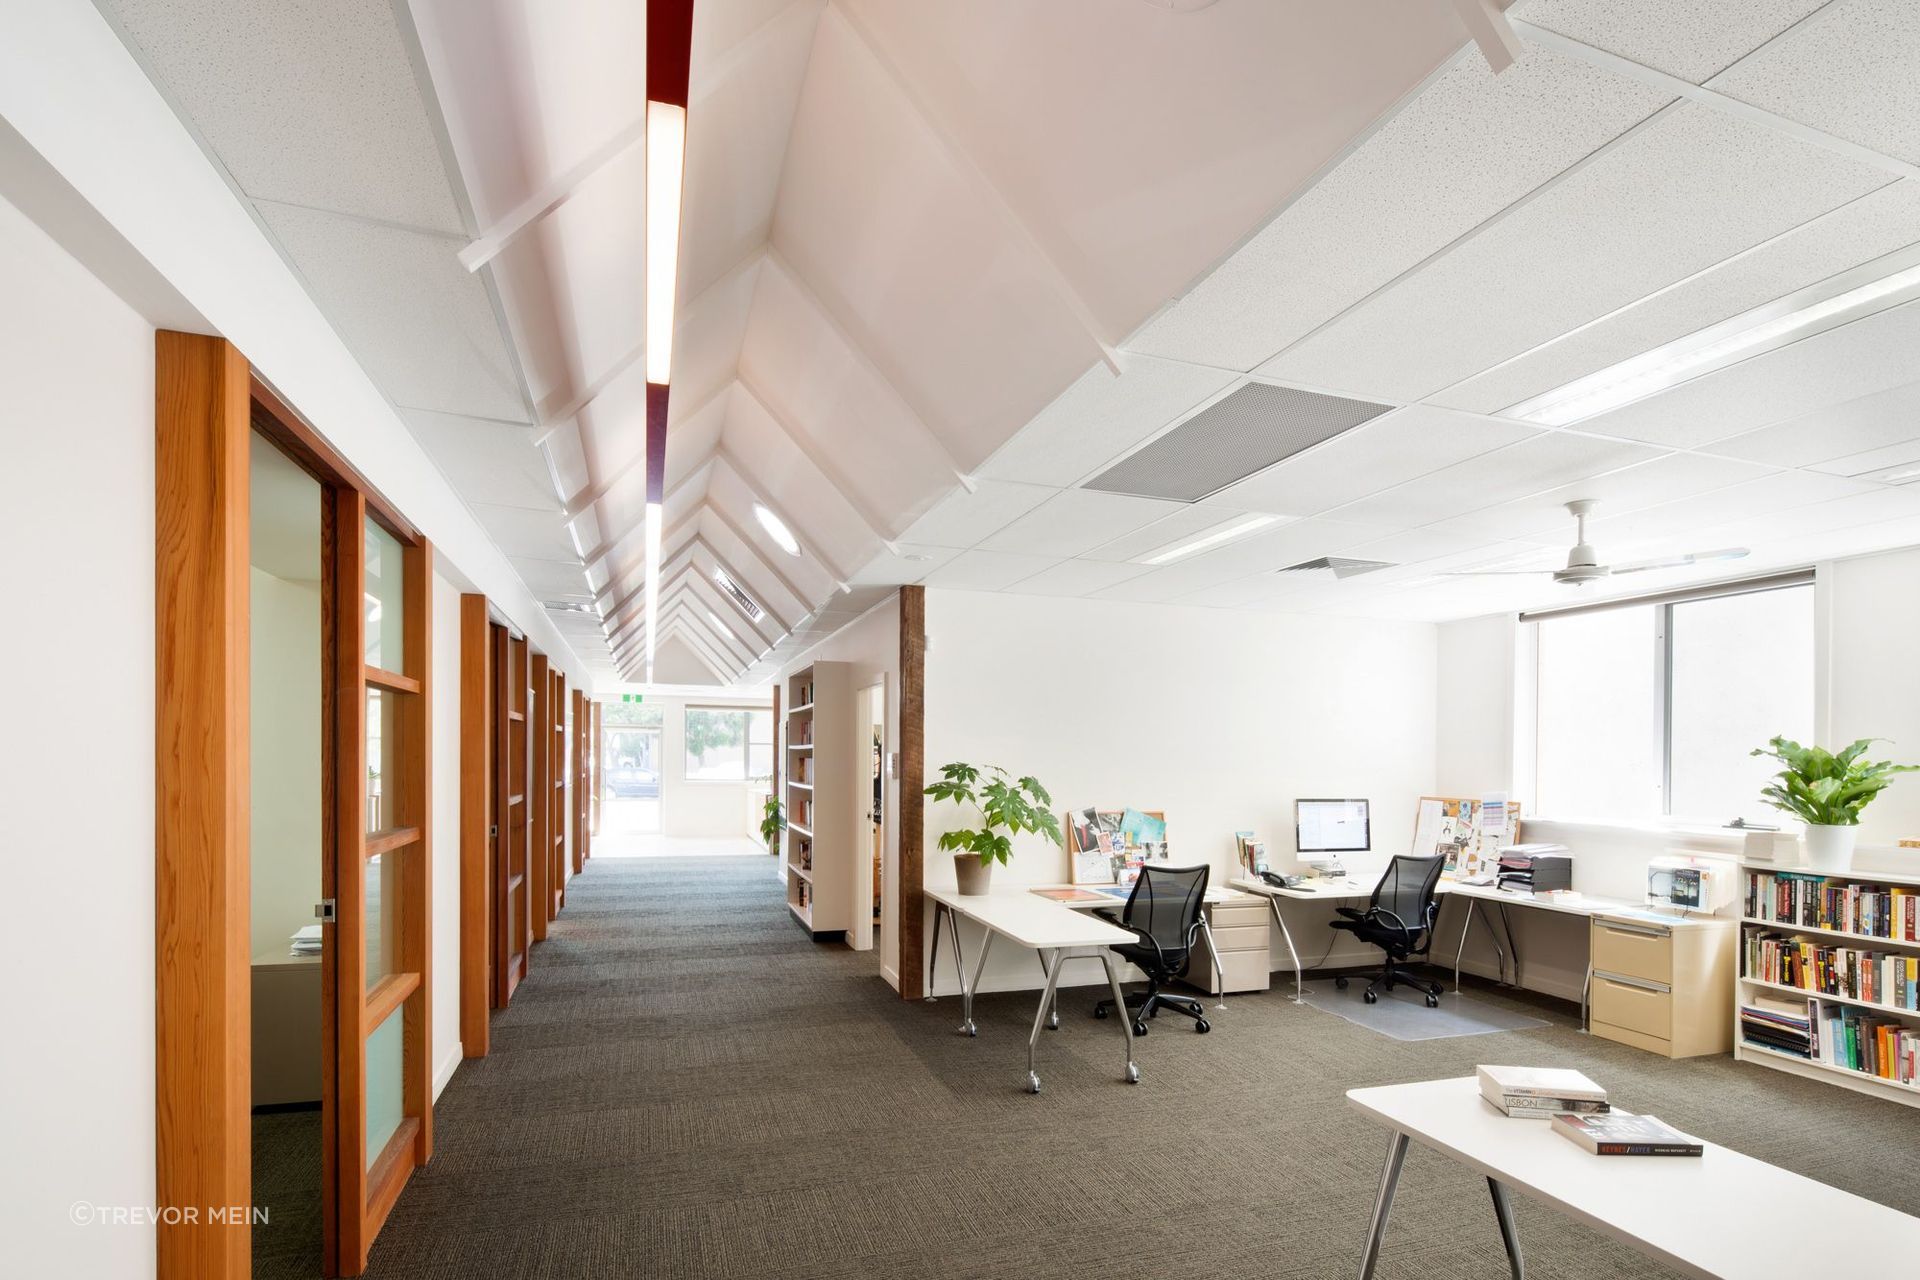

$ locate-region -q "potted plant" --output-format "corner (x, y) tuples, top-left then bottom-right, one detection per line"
(1752, 736), (1917, 871)
(759, 792), (786, 855)
(925, 762), (1062, 894)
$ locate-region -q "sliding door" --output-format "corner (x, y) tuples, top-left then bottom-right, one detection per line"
(549, 669), (568, 915)
(330, 492), (432, 1273)
(491, 624), (531, 1003)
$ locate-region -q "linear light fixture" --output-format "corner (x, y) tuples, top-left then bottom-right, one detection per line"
(1139, 515), (1278, 566)
(705, 609), (736, 643)
(1506, 255), (1920, 427)
(754, 502), (800, 556)
(641, 0), (695, 685)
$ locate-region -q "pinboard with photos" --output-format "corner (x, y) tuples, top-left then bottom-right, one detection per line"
(1067, 806), (1170, 885)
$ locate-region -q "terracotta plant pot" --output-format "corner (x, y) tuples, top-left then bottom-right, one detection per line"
(954, 852), (992, 895)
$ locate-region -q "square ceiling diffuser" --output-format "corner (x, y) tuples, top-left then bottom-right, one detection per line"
(1083, 382), (1392, 502)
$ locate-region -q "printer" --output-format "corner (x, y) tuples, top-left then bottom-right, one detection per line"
(1496, 843), (1572, 894)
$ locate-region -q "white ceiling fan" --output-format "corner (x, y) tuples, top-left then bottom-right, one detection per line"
(1453, 499), (1749, 586)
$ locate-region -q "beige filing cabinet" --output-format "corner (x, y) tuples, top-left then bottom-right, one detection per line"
(1182, 891), (1272, 995)
(252, 952), (323, 1105)
(1588, 913), (1735, 1059)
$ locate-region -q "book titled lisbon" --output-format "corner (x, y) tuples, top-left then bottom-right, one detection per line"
(1477, 1064), (1607, 1117)
(1551, 1111), (1703, 1157)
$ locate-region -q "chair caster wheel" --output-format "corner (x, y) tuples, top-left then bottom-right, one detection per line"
(1093, 1005), (1107, 1019)
(1195, 1018), (1210, 1034)
(1125, 1063), (1140, 1084)
(961, 1020), (977, 1037)
(1026, 1073), (1041, 1095)
(1132, 1020), (1149, 1037)
(1426, 992), (1441, 1008)
(1334, 976), (1349, 990)
(1047, 1012), (1059, 1030)
(1363, 989), (1378, 1004)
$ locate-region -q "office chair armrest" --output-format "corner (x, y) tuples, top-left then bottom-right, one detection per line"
(1370, 907), (1418, 948)
(1093, 908), (1123, 925)
(1333, 906), (1366, 920)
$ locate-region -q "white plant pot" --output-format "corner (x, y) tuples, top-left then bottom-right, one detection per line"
(954, 853), (992, 896)
(1802, 823), (1857, 872)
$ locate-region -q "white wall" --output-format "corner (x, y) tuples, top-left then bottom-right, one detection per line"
(774, 597), (902, 985)
(921, 590), (1439, 995)
(249, 568), (322, 958)
(649, 694), (772, 838)
(431, 571), (464, 1095)
(0, 190), (157, 1277)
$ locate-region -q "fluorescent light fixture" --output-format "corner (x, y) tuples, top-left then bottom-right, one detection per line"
(753, 503), (800, 556)
(1140, 515), (1278, 566)
(1508, 258), (1920, 427)
(644, 102), (686, 385)
(642, 502), (662, 682)
(705, 609), (736, 642)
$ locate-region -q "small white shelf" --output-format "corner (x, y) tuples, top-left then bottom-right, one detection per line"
(1742, 857), (1920, 889)
(1739, 975), (1920, 1020)
(787, 743), (812, 752)
(788, 781), (811, 791)
(787, 863), (812, 882)
(788, 702), (814, 715)
(787, 899), (812, 926)
(1741, 917), (1920, 948)
(788, 822), (812, 838)
(1739, 1040), (1920, 1097)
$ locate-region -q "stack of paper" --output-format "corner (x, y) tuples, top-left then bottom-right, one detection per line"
(289, 924), (322, 957)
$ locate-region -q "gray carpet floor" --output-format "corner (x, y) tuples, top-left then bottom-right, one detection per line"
(284, 853), (1920, 1278)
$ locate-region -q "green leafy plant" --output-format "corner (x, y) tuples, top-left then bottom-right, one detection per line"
(925, 762), (1062, 866)
(1751, 736), (1918, 826)
(759, 793), (786, 851)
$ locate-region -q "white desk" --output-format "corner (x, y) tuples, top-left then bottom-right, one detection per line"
(1348, 1076), (1920, 1279)
(1025, 883), (1236, 1008)
(924, 886), (1140, 1094)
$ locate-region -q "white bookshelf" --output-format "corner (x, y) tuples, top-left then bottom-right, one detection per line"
(783, 661), (855, 941)
(1735, 858), (1920, 1110)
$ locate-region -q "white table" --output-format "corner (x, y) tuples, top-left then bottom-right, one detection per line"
(1347, 1076), (1920, 1279)
(924, 886), (1141, 1094)
(1025, 883), (1236, 1008)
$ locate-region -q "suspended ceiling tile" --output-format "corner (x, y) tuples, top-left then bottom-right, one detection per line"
(1710, 0), (1920, 165)
(1172, 517), (1394, 580)
(1809, 438), (1920, 478)
(1427, 451), (1778, 542)
(1127, 45), (1671, 371)
(470, 501), (575, 562)
(1263, 104), (1891, 402)
(1001, 558), (1154, 599)
(847, 543), (962, 587)
(1511, 0), (1828, 83)
(255, 201), (527, 423)
(1576, 296), (1920, 447)
(1201, 406), (1541, 517)
(1086, 556), (1256, 604)
(1587, 468), (1880, 543)
(1437, 178), (1920, 414)
(1705, 378), (1920, 468)
(1688, 486), (1920, 546)
(975, 489), (1184, 559)
(100, 0), (466, 232)
(920, 548), (1059, 592)
(898, 480), (1057, 549)
(770, 8), (1100, 470)
(1078, 505), (1250, 564)
(401, 408), (557, 511)
(1332, 431), (1664, 528)
(975, 356), (1235, 488)
(512, 555), (594, 601)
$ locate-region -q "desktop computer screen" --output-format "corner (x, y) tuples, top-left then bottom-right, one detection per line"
(1296, 798), (1371, 853)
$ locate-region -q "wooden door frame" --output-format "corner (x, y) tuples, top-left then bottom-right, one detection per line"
(897, 585), (926, 999)
(156, 333), (435, 1278)
(529, 651), (551, 942)
(457, 594), (491, 1058)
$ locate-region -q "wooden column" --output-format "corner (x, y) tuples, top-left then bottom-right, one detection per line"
(897, 585), (926, 999)
(154, 331), (252, 1280)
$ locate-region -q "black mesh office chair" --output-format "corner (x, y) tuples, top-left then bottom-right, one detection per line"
(1092, 863), (1212, 1035)
(1329, 855), (1447, 1007)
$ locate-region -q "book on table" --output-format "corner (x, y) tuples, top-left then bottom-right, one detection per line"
(1552, 1111), (1703, 1157)
(1477, 1065), (1606, 1101)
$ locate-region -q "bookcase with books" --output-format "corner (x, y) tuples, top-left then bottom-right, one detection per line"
(1735, 859), (1920, 1109)
(783, 661), (855, 942)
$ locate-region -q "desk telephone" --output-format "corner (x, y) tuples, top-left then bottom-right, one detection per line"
(1259, 871), (1306, 890)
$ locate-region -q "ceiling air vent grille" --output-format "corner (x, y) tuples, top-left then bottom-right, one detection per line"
(1083, 382), (1392, 502)
(712, 567), (764, 621)
(1278, 556), (1394, 580)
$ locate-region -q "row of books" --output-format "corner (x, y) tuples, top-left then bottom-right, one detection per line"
(791, 756), (812, 785)
(791, 680), (815, 706)
(1744, 871), (1920, 942)
(795, 881), (812, 910)
(1740, 995), (1814, 1059)
(1742, 994), (1920, 1087)
(1233, 831), (1269, 877)
(1476, 1066), (1699, 1156)
(790, 798), (812, 828)
(1745, 930), (1920, 1010)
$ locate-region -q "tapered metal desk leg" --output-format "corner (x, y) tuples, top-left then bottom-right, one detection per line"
(1100, 951), (1139, 1085)
(1357, 1131), (1410, 1280)
(1454, 898), (1475, 993)
(1198, 917), (1228, 1009)
(1488, 1177), (1525, 1279)
(1025, 949), (1063, 1093)
(1268, 895), (1305, 1003)
(958, 928), (991, 1036)
(1034, 949), (1059, 1028)
(926, 902), (944, 1000)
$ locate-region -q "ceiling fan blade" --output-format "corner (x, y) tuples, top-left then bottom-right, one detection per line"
(1439, 569), (1557, 576)
(1608, 547), (1750, 575)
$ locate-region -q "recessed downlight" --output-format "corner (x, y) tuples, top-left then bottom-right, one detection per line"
(754, 503), (800, 555)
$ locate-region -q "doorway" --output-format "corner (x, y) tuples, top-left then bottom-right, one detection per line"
(853, 680), (887, 954)
(601, 702), (664, 836)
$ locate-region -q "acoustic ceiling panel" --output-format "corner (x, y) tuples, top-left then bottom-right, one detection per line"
(1510, 0), (1828, 83)
(1082, 382), (1392, 502)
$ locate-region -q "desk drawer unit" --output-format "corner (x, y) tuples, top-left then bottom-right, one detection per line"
(1182, 896), (1271, 994)
(1588, 914), (1734, 1060)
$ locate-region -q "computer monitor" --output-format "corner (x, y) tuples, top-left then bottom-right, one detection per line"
(1295, 798), (1371, 854)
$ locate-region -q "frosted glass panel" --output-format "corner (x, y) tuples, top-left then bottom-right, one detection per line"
(365, 851), (400, 990)
(1535, 607), (1659, 822)
(1669, 587), (1814, 824)
(365, 1005), (405, 1169)
(366, 688), (395, 835)
(364, 518), (405, 671)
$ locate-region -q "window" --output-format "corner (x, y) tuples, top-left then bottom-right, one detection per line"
(1530, 579), (1814, 825)
(684, 706), (773, 781)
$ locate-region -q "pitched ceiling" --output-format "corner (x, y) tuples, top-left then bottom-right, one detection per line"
(98, 0), (1920, 682)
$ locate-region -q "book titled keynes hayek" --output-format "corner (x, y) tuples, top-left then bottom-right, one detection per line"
(1551, 1111), (1703, 1157)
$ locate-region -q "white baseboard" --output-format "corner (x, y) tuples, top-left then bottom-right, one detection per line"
(432, 1044), (463, 1100)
